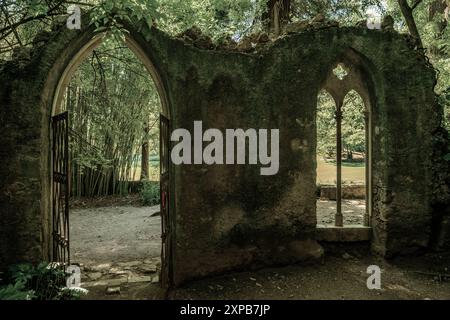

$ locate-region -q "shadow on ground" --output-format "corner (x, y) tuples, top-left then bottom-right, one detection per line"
(80, 240), (450, 300)
(169, 243), (450, 300)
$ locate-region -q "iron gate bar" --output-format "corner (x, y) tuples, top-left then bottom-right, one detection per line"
(160, 114), (171, 288)
(364, 110), (370, 227)
(52, 111), (70, 269)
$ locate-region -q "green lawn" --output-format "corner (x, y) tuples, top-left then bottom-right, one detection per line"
(316, 157), (365, 185)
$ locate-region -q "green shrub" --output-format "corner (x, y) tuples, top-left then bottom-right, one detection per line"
(0, 263), (85, 300)
(0, 281), (34, 300)
(140, 181), (160, 206)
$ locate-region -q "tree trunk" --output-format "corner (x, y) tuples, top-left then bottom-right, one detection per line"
(398, 0), (424, 48)
(263, 0), (291, 36)
(428, 0), (448, 56)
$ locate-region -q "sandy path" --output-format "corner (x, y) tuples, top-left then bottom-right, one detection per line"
(70, 205), (161, 266)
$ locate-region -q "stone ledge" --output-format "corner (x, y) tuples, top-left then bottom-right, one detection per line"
(316, 225), (372, 242)
(320, 184), (366, 200)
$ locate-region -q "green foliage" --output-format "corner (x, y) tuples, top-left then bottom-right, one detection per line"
(317, 90), (336, 157)
(0, 263), (84, 300)
(290, 0), (384, 23)
(1, 0), (449, 142)
(155, 0), (266, 40)
(90, 0), (160, 40)
(28, 0), (50, 16)
(66, 40), (161, 196)
(0, 281), (34, 300)
(317, 90), (366, 159)
(342, 90), (366, 155)
(140, 181), (160, 206)
(9, 263), (65, 300)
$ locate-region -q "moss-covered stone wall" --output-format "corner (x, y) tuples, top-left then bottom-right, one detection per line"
(0, 13), (447, 286)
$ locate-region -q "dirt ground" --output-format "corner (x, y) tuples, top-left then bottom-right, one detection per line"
(82, 243), (450, 300)
(70, 199), (364, 269)
(71, 204), (449, 300)
(70, 194), (144, 209)
(70, 205), (161, 265)
(170, 244), (450, 300)
(316, 199), (365, 225)
(70, 204), (162, 291)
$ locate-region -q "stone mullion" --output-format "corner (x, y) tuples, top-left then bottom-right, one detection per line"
(335, 103), (343, 227)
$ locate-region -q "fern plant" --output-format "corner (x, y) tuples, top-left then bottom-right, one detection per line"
(0, 263), (85, 300)
(0, 281), (35, 300)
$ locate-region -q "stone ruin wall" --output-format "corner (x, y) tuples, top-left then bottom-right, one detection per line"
(0, 13), (449, 285)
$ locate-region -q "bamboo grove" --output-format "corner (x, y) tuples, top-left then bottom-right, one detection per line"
(61, 39), (161, 197)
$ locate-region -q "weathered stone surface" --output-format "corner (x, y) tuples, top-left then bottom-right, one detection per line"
(90, 263), (111, 272)
(381, 15), (395, 30)
(356, 20), (367, 28)
(316, 225), (372, 242)
(237, 34), (256, 52)
(216, 36), (237, 51)
(152, 274), (159, 284)
(128, 275), (152, 283)
(311, 13), (325, 23)
(105, 286), (121, 295)
(257, 32), (270, 43)
(284, 21), (309, 34)
(117, 261), (141, 268)
(288, 240), (324, 261)
(88, 272), (103, 281)
(180, 26), (203, 42)
(138, 264), (157, 274)
(320, 185), (366, 200)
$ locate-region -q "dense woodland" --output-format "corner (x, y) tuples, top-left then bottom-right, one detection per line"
(64, 41), (161, 197)
(0, 0), (449, 194)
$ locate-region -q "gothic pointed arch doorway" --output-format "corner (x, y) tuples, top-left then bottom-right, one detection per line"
(315, 52), (374, 241)
(48, 32), (173, 288)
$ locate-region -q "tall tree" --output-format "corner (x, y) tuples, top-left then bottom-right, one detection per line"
(397, 0), (424, 47)
(263, 0), (291, 36)
(428, 0), (448, 55)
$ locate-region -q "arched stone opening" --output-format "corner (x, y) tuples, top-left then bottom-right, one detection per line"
(315, 48), (377, 242)
(51, 33), (170, 117)
(38, 22), (174, 287)
(316, 86), (370, 227)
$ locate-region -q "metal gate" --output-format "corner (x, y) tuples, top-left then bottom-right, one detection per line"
(160, 114), (171, 288)
(51, 112), (70, 268)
